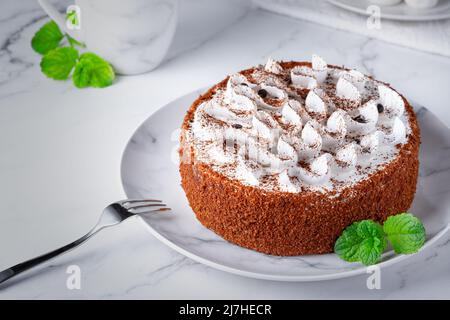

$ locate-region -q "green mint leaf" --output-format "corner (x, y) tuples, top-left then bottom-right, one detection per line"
(72, 52), (115, 88)
(357, 220), (386, 265)
(356, 220), (386, 243)
(358, 236), (384, 266)
(383, 213), (426, 254)
(334, 223), (363, 262)
(31, 21), (64, 55)
(40, 47), (78, 80)
(335, 220), (386, 265)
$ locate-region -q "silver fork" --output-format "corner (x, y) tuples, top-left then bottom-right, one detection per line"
(0, 199), (170, 285)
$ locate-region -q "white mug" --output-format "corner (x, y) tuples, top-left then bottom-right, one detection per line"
(38, 0), (179, 75)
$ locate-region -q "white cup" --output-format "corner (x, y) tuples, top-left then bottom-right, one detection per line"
(369, 0), (402, 5)
(405, 0), (440, 8)
(38, 0), (179, 75)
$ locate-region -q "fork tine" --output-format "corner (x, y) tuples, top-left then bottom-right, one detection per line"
(119, 199), (163, 205)
(139, 207), (172, 215)
(128, 203), (167, 210)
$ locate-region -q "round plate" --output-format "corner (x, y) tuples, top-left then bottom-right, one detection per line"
(121, 88), (450, 281)
(328, 0), (450, 21)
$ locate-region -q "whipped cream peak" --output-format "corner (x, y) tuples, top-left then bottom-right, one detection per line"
(378, 85), (405, 118)
(321, 109), (347, 152)
(252, 110), (280, 141)
(336, 76), (361, 101)
(360, 131), (380, 155)
(240, 137), (280, 169)
(301, 121), (322, 147)
(346, 69), (365, 80)
(297, 153), (331, 185)
(298, 121), (322, 161)
(326, 109), (347, 135)
(229, 93), (257, 113)
(359, 100), (379, 124)
(311, 153), (331, 176)
(226, 74), (255, 105)
(305, 89), (327, 117)
(264, 57), (283, 74)
(203, 100), (244, 124)
(312, 54), (327, 71)
(311, 54), (328, 83)
(291, 66), (318, 89)
(383, 116), (406, 145)
(335, 143), (357, 169)
(279, 169), (301, 192)
(281, 101), (302, 126)
(345, 100), (379, 136)
(342, 69), (366, 92)
(277, 135), (298, 163)
(228, 73), (253, 88)
(236, 157), (261, 186)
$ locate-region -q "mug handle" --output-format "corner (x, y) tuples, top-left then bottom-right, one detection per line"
(37, 0), (84, 42)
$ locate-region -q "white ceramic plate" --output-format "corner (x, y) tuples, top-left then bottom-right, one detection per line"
(121, 88), (450, 282)
(328, 0), (450, 21)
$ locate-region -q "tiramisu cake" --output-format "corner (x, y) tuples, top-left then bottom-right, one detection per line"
(179, 55), (420, 256)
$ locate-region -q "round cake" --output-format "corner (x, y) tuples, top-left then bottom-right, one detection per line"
(179, 55), (420, 256)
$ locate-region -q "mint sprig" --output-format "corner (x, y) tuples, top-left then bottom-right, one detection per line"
(334, 213), (425, 266)
(31, 12), (115, 88)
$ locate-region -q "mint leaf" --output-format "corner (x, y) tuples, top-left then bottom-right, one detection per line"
(72, 53), (115, 88)
(357, 220), (386, 265)
(335, 220), (386, 265)
(356, 220), (386, 243)
(31, 21), (64, 55)
(383, 213), (426, 254)
(40, 47), (78, 80)
(334, 223), (362, 262)
(358, 237), (385, 266)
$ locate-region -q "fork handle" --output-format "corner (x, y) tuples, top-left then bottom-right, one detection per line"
(0, 232), (94, 285)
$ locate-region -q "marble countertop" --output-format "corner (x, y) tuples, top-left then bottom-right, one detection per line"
(1, 0), (449, 299)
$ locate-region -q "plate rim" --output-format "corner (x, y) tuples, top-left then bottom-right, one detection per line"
(327, 0), (450, 21)
(136, 215), (450, 282)
(121, 88), (450, 282)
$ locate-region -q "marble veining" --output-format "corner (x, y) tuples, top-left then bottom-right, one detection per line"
(0, 0), (450, 299)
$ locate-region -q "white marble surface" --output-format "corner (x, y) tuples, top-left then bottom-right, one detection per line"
(0, 0), (449, 299)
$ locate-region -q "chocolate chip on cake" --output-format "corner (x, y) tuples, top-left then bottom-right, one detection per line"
(377, 103), (384, 113)
(353, 115), (368, 123)
(258, 89), (268, 98)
